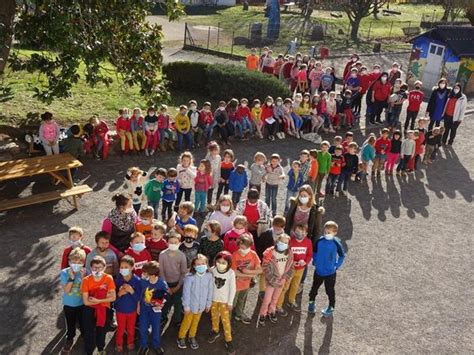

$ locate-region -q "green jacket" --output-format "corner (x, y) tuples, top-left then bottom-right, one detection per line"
(62, 136), (84, 158)
(144, 179), (164, 202)
(317, 151), (332, 174)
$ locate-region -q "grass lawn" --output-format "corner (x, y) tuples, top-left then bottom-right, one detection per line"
(184, 4), (458, 55)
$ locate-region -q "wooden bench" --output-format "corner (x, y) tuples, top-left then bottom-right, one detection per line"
(402, 26), (421, 36)
(0, 185), (92, 211)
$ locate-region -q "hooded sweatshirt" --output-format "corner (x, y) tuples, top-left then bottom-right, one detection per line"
(313, 235), (345, 277)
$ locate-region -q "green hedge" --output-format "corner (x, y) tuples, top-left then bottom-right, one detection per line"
(163, 62), (291, 101)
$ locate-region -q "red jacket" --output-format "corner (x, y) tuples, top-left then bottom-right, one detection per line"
(157, 114), (169, 129)
(375, 137), (391, 155)
(317, 99), (327, 114)
(125, 248), (152, 277)
(281, 62), (293, 79)
(329, 154), (345, 175)
(407, 90), (424, 112)
(289, 237), (313, 270)
(359, 74), (373, 95)
(61, 245), (92, 269)
(372, 81), (392, 102)
(236, 106), (251, 122)
(116, 117), (131, 132)
(199, 110), (214, 125)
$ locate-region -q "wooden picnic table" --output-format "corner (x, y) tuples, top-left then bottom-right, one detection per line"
(0, 153), (92, 211)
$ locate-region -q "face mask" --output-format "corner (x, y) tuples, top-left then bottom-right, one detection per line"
(266, 101), (272, 105)
(204, 229), (212, 238)
(276, 101), (282, 106)
(123, 113), (129, 119)
(141, 220), (150, 225)
(345, 95), (351, 99)
(361, 70), (367, 75)
(92, 271), (104, 278)
(135, 113), (140, 118)
(373, 69), (380, 74)
(239, 248), (250, 256)
(351, 73), (357, 78)
(241, 103), (247, 108)
(190, 105), (197, 111)
(70, 263), (82, 273)
(294, 231), (305, 240)
(324, 234), (335, 240)
(299, 196), (309, 205)
(142, 274), (150, 280)
(195, 265), (207, 274)
(439, 83), (446, 89)
(234, 228), (245, 235)
(168, 244), (179, 251)
(120, 268), (130, 277)
(381, 77), (387, 83)
(132, 242), (146, 252)
(180, 111), (186, 115)
(125, 207), (134, 214)
(184, 237), (194, 244)
(220, 205), (230, 213)
(69, 240), (82, 248)
(219, 107), (226, 111)
(216, 262), (227, 273)
(254, 104), (260, 109)
(276, 241), (288, 252)
(149, 112), (155, 116)
(454, 88), (460, 94)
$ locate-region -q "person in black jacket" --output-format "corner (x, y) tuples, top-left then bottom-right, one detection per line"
(338, 142), (359, 194)
(285, 185), (324, 243)
(214, 101), (230, 146)
(426, 78), (450, 131)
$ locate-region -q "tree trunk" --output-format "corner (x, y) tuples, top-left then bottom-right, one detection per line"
(373, 0), (379, 19)
(350, 17), (362, 41)
(441, 6), (451, 22)
(0, 0), (16, 74)
(467, 4), (474, 25)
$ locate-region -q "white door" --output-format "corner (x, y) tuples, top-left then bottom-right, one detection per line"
(422, 43), (445, 89)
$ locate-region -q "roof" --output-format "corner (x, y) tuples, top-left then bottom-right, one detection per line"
(409, 25), (474, 57)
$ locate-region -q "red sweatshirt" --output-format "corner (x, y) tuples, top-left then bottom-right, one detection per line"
(236, 106), (251, 122)
(146, 238), (168, 262)
(223, 229), (255, 254)
(372, 81), (392, 102)
(289, 237), (313, 270)
(329, 154), (345, 175)
(407, 90), (424, 112)
(317, 99), (327, 114)
(157, 114), (170, 129)
(61, 245), (92, 269)
(116, 116), (131, 132)
(261, 104), (274, 123)
(375, 137), (392, 155)
(125, 248), (152, 277)
(359, 74), (373, 95)
(199, 110), (214, 125)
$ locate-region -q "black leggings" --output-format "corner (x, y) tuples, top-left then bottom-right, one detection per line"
(404, 110), (418, 131)
(207, 188), (214, 205)
(82, 305), (110, 355)
(216, 182), (229, 200)
(64, 305), (83, 341)
(309, 272), (336, 308)
(372, 100), (386, 123)
(442, 115), (461, 145)
(162, 200), (174, 221)
(176, 188), (192, 206)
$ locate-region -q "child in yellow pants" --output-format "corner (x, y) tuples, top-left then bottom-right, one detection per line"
(131, 108), (147, 151)
(208, 251), (236, 353)
(116, 108), (134, 153)
(177, 254), (213, 350)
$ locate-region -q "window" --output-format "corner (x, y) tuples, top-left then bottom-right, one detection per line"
(436, 46), (443, 56)
(430, 45), (436, 54)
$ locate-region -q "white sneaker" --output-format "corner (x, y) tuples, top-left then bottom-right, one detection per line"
(145, 149), (149, 157)
(280, 132), (285, 139)
(150, 149), (155, 156)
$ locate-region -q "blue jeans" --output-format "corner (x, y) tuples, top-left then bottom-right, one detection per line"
(194, 191), (207, 212)
(337, 171), (351, 192)
(148, 200), (160, 219)
(178, 131), (193, 151)
(203, 122), (216, 143)
(242, 117), (254, 134)
(133, 203), (141, 214)
(285, 189), (298, 213)
(233, 121), (243, 138)
(139, 307), (162, 348)
(325, 173), (339, 194)
(265, 184), (279, 216)
(232, 191), (242, 206)
(291, 113), (303, 130)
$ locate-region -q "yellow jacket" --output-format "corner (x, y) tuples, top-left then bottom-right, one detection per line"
(175, 113), (190, 133)
(251, 107), (262, 121)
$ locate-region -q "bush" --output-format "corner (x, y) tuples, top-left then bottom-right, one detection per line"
(162, 61), (291, 102)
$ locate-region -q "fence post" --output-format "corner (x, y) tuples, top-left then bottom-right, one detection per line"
(248, 23), (251, 41)
(367, 21), (372, 40)
(184, 22), (187, 47)
(389, 21), (393, 37)
(207, 26), (211, 51)
(217, 22), (220, 46)
(231, 31), (235, 56)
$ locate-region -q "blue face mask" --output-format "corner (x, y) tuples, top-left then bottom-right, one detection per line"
(70, 263), (82, 273)
(276, 241), (288, 252)
(204, 229), (212, 238)
(132, 242), (146, 252)
(120, 268), (130, 277)
(195, 265), (207, 274)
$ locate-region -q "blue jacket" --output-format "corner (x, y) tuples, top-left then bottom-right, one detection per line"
(228, 169), (248, 193)
(286, 169), (304, 192)
(182, 271), (214, 313)
(114, 274), (142, 313)
(361, 144), (375, 162)
(140, 278), (168, 311)
(313, 236), (346, 277)
(162, 179), (180, 202)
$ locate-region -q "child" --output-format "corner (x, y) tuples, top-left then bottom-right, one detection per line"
(199, 102), (214, 146)
(61, 226), (91, 269)
(176, 105), (193, 152)
(309, 61), (323, 95)
(329, 136), (343, 154)
(194, 159), (213, 215)
(312, 93), (325, 134)
(273, 97), (286, 139)
(385, 131), (402, 174)
(258, 234), (294, 326)
(125, 167), (148, 213)
(251, 99), (263, 139)
(231, 235), (262, 324)
(145, 168), (167, 219)
(188, 100), (200, 148)
(199, 220), (224, 266)
(307, 149), (319, 192)
(283, 98), (297, 137)
(60, 248), (86, 353)
(316, 142), (332, 197)
(162, 168), (180, 222)
(308, 221), (346, 317)
(249, 152), (267, 193)
(177, 254), (214, 350)
(216, 149), (235, 200)
(116, 108), (134, 154)
(208, 251), (236, 354)
(405, 81), (424, 132)
(326, 146), (345, 196)
(236, 98), (254, 139)
(144, 107), (159, 156)
(229, 164), (248, 206)
(276, 224), (312, 314)
(179, 224), (201, 268)
(299, 150), (311, 183)
(265, 153), (285, 216)
(261, 96), (277, 141)
(326, 91), (338, 131)
(176, 151), (197, 206)
(146, 221), (168, 261)
(373, 128), (392, 176)
(81, 256), (117, 355)
(408, 130), (423, 172)
(39, 111), (60, 155)
(158, 104), (172, 152)
(338, 142), (359, 193)
(396, 130), (415, 175)
(214, 101), (230, 146)
(224, 216), (250, 254)
(320, 67), (334, 93)
(423, 127), (441, 164)
(297, 64), (308, 93)
(341, 131), (354, 153)
(85, 232), (119, 276)
(135, 207), (154, 241)
(285, 161), (304, 213)
(360, 136), (376, 180)
(62, 124), (85, 163)
(205, 141), (221, 206)
(88, 116), (109, 160)
(341, 90), (355, 128)
(115, 255), (141, 353)
(125, 232), (152, 277)
(159, 233), (188, 329)
(138, 261), (168, 354)
(130, 108), (147, 152)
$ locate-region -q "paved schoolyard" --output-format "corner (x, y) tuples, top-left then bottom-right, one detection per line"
(1, 102), (473, 354)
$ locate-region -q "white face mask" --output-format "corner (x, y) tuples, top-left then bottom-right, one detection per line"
(324, 234), (335, 240)
(254, 104), (260, 109)
(299, 196), (309, 205)
(123, 113), (129, 119)
(239, 248), (250, 256)
(381, 77), (387, 83)
(351, 73), (357, 78)
(276, 101), (282, 106)
(125, 207), (134, 214)
(141, 220), (150, 225)
(241, 103), (247, 108)
(168, 244), (179, 251)
(373, 69), (380, 74)
(149, 112), (155, 116)
(216, 262), (227, 273)
(92, 271), (104, 278)
(219, 107), (226, 111)
(220, 205), (230, 213)
(190, 105), (197, 111)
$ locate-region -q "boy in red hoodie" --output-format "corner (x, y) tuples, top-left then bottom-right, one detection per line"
(125, 232), (152, 277)
(116, 108), (134, 154)
(236, 98), (253, 139)
(276, 224), (312, 314)
(199, 102), (214, 145)
(61, 226), (92, 269)
(373, 128), (391, 176)
(405, 80), (424, 132)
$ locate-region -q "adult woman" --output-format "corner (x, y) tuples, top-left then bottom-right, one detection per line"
(102, 193), (137, 252)
(285, 185), (324, 243)
(426, 78), (450, 131)
(441, 82), (467, 146)
(236, 188), (272, 238)
(208, 194), (237, 236)
(370, 72), (392, 125)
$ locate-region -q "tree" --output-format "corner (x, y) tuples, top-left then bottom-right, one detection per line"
(339, 0), (379, 41)
(437, 0), (469, 22)
(0, 0), (184, 104)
